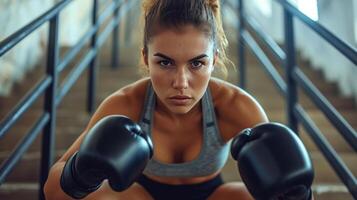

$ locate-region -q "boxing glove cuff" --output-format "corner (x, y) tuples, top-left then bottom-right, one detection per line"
(281, 186), (312, 200)
(60, 152), (101, 199)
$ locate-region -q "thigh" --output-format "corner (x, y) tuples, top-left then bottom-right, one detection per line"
(207, 182), (254, 200)
(85, 180), (154, 200)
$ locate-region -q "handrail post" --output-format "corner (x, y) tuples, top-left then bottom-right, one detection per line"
(112, 0), (120, 68)
(284, 8), (298, 133)
(39, 15), (59, 200)
(238, 0), (246, 89)
(88, 0), (98, 113)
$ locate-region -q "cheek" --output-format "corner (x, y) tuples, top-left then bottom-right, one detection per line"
(192, 71), (211, 91)
(149, 67), (168, 89)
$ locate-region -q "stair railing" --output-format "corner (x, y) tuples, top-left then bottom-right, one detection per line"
(0, 0), (137, 199)
(230, 0), (357, 198)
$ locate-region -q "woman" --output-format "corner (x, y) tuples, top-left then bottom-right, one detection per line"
(44, 0), (268, 199)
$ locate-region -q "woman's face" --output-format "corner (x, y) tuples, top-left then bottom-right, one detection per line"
(143, 25), (216, 116)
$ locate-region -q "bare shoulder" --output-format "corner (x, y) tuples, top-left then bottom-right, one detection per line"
(86, 77), (150, 130)
(209, 78), (269, 142)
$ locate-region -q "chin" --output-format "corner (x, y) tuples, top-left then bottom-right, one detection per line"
(169, 106), (193, 115)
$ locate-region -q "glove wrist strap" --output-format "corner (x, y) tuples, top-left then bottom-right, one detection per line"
(60, 152), (101, 199)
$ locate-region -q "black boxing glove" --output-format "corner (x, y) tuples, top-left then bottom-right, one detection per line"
(231, 122), (314, 200)
(60, 115), (153, 199)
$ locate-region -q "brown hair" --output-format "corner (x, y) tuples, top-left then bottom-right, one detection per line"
(141, 0), (234, 78)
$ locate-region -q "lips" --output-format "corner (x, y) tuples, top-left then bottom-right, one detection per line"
(169, 95), (191, 100)
(168, 95), (192, 105)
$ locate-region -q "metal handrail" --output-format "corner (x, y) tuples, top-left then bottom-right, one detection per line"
(244, 15), (286, 64)
(276, 0), (357, 66)
(234, 0), (357, 198)
(294, 105), (357, 197)
(241, 30), (287, 95)
(0, 113), (50, 182)
(293, 68), (357, 152)
(0, 0), (134, 199)
(56, 49), (97, 106)
(0, 77), (52, 139)
(0, 0), (72, 57)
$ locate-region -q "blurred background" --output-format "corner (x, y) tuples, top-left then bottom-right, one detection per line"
(0, 0), (356, 199)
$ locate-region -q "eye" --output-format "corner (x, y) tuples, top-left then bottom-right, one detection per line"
(158, 60), (173, 67)
(191, 60), (204, 69)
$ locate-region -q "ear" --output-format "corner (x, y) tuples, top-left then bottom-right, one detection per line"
(142, 48), (148, 66)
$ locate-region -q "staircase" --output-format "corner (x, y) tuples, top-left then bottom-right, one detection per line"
(0, 38), (356, 200)
(221, 41), (357, 200)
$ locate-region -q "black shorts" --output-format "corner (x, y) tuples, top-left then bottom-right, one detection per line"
(136, 174), (224, 200)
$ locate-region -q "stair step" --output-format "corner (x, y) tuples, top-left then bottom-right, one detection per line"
(0, 182), (354, 200)
(0, 183), (39, 200)
(0, 152), (63, 183)
(0, 128), (81, 152)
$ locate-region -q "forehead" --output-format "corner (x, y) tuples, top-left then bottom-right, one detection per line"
(147, 25), (214, 56)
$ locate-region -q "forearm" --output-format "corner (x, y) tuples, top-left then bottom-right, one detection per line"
(44, 162), (74, 200)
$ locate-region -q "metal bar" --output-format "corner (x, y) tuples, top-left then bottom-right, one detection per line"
(57, 26), (96, 73)
(275, 0), (357, 66)
(244, 16), (286, 64)
(293, 68), (357, 152)
(242, 30), (287, 96)
(284, 9), (298, 133)
(58, 0), (133, 110)
(97, 17), (116, 48)
(111, 0), (120, 68)
(57, 0), (125, 73)
(294, 105), (357, 198)
(226, 0), (286, 66)
(56, 49), (97, 107)
(97, 0), (124, 27)
(238, 0), (246, 89)
(0, 113), (50, 184)
(39, 15), (59, 200)
(57, 0), (124, 73)
(87, 0), (98, 113)
(97, 0), (136, 48)
(0, 76), (51, 139)
(0, 0), (72, 57)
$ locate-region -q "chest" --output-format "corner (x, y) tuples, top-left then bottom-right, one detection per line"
(151, 112), (204, 164)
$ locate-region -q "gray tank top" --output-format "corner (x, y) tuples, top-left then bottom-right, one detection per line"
(139, 82), (230, 177)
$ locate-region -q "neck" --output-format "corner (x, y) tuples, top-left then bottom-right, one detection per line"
(155, 96), (202, 121)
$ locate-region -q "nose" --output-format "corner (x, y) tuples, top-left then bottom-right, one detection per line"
(172, 67), (189, 90)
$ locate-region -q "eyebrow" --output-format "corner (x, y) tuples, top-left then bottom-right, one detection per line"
(153, 53), (208, 62)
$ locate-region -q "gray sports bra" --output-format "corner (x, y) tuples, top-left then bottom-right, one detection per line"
(138, 82), (230, 177)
